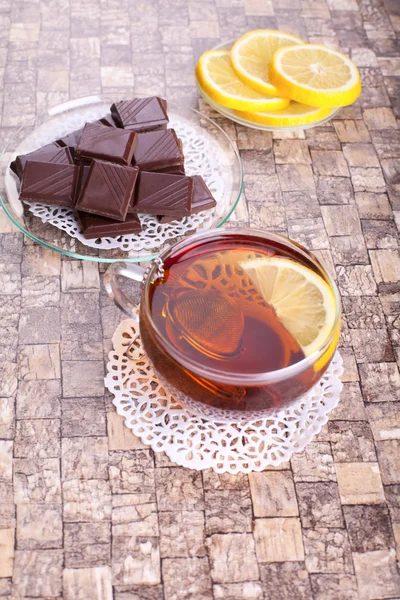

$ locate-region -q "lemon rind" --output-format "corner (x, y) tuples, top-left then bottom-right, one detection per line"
(235, 104), (331, 126)
(269, 44), (362, 108)
(231, 29), (305, 96)
(195, 50), (291, 112)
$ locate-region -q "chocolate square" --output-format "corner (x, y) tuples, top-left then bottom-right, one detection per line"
(76, 122), (137, 165)
(157, 176), (216, 223)
(76, 160), (139, 221)
(11, 144), (73, 180)
(77, 211), (142, 239)
(132, 171), (193, 217)
(20, 161), (78, 207)
(132, 129), (184, 171)
(111, 97), (169, 132)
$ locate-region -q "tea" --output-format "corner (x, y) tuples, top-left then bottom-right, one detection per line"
(140, 232), (338, 413)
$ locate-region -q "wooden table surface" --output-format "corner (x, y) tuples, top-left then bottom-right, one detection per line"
(0, 0), (400, 598)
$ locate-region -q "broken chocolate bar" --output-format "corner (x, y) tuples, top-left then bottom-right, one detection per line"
(77, 211), (142, 239)
(158, 175), (216, 223)
(76, 160), (139, 221)
(111, 97), (169, 132)
(132, 171), (193, 217)
(11, 145), (73, 180)
(20, 161), (78, 207)
(132, 129), (184, 171)
(76, 122), (137, 165)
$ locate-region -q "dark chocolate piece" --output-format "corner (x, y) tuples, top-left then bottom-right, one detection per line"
(20, 161), (78, 207)
(157, 176), (216, 223)
(76, 122), (137, 165)
(97, 114), (118, 127)
(111, 97), (169, 132)
(154, 164), (185, 175)
(158, 214), (178, 224)
(132, 129), (184, 171)
(132, 171), (193, 217)
(11, 144), (73, 180)
(191, 175), (217, 214)
(76, 160), (139, 221)
(77, 211), (142, 239)
(9, 161), (18, 177)
(56, 128), (84, 148)
(69, 147), (79, 164)
(74, 163), (91, 204)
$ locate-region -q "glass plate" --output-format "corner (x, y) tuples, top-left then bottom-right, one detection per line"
(0, 96), (243, 263)
(198, 40), (341, 132)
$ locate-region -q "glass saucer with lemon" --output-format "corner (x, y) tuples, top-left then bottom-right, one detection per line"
(196, 30), (361, 131)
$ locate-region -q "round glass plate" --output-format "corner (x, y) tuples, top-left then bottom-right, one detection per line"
(198, 40), (341, 132)
(0, 96), (243, 263)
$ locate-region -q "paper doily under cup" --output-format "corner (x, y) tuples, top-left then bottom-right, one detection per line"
(105, 317), (343, 474)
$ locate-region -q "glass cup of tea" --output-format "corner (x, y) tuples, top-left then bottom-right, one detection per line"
(104, 228), (341, 420)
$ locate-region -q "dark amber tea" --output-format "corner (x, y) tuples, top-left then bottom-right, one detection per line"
(140, 231), (340, 414)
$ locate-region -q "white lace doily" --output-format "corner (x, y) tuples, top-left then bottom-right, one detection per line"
(105, 317), (343, 473)
(12, 106), (229, 251)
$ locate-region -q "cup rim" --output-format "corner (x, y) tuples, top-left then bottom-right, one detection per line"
(141, 227), (341, 385)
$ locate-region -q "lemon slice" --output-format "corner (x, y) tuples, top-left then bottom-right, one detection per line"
(269, 44), (361, 107)
(195, 50), (290, 112)
(238, 256), (337, 358)
(235, 101), (331, 127)
(231, 29), (304, 96)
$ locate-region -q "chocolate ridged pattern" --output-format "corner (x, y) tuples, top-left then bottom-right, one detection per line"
(14, 145), (72, 180)
(191, 176), (217, 213)
(56, 128), (83, 148)
(134, 130), (183, 170)
(20, 161), (77, 207)
(118, 98), (154, 121)
(111, 97), (169, 131)
(76, 123), (136, 165)
(95, 161), (132, 212)
(76, 160), (139, 221)
(50, 148), (72, 164)
(78, 122), (128, 146)
(134, 177), (193, 216)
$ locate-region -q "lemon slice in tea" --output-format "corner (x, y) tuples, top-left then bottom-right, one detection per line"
(238, 256), (337, 358)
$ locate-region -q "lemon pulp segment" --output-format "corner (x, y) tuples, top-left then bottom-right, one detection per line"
(196, 50), (290, 112)
(269, 44), (361, 107)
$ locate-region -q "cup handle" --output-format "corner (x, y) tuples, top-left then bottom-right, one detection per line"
(103, 262), (146, 322)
